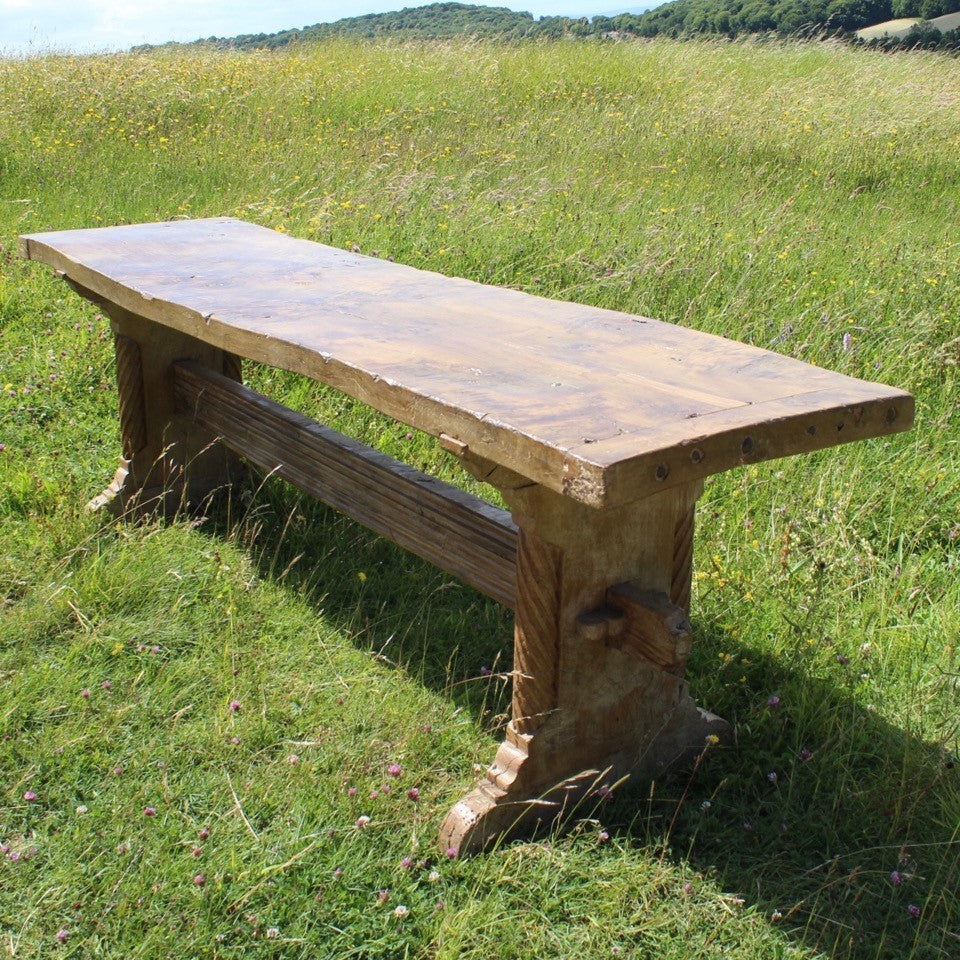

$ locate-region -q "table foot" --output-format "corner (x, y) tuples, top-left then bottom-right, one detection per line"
(439, 690), (729, 856)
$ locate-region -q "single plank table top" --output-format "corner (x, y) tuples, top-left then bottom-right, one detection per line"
(20, 217), (913, 508)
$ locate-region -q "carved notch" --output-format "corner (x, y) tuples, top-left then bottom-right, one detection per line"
(604, 582), (693, 674)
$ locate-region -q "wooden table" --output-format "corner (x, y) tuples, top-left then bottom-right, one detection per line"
(20, 218), (913, 853)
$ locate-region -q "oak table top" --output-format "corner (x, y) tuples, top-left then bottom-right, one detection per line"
(20, 217), (913, 508)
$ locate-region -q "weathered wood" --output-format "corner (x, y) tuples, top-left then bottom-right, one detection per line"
(511, 527), (563, 735)
(670, 500), (696, 613)
(88, 302), (239, 516)
(20, 218), (913, 509)
(438, 477), (728, 854)
(173, 361), (518, 608)
(19, 217), (915, 855)
(606, 584), (693, 675)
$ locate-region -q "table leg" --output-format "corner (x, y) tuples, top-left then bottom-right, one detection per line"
(439, 480), (728, 854)
(88, 304), (240, 516)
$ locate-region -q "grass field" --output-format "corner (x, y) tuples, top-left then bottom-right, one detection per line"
(1, 37), (959, 959)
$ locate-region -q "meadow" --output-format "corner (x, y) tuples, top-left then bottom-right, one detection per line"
(0, 37), (958, 959)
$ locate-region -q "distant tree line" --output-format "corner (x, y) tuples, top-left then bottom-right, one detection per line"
(632, 0), (958, 37)
(133, 1), (960, 53)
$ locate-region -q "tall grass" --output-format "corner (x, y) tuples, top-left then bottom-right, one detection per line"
(0, 38), (958, 959)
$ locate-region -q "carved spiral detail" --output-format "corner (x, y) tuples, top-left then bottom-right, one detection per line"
(114, 333), (147, 459)
(670, 501), (696, 613)
(512, 527), (562, 735)
(222, 352), (243, 384)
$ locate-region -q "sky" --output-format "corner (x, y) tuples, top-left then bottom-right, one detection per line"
(0, 1), (650, 55)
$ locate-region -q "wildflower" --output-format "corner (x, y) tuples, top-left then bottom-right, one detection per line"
(400, 856), (413, 870)
(192, 847), (203, 858)
(333, 867), (343, 878)
(598, 829), (610, 842)
(377, 889), (390, 903)
(23, 791), (37, 801)
(445, 846), (459, 860)
(355, 815), (371, 828)
(229, 700), (241, 712)
(81, 689), (91, 699)
(387, 763), (402, 777)
(428, 870), (441, 883)
(890, 870), (903, 886)
(56, 929), (69, 943)
(701, 800), (712, 810)
(198, 827), (210, 840)
(369, 790), (379, 800)
(681, 881), (694, 895)
(102, 680), (112, 690)
(767, 771), (778, 783)
(837, 654), (849, 665)
(144, 807), (157, 817)
(705, 734), (720, 745)
(842, 332), (852, 351)
(347, 786), (357, 796)
(394, 904), (409, 918)
(287, 754), (299, 765)
(406, 787), (420, 802)
(230, 736), (241, 745)
(75, 805), (88, 815)
(800, 747), (813, 761)
(480, 666), (491, 676)
(266, 927), (279, 939)
(767, 695), (781, 708)
(422, 723), (432, 733)
(907, 904), (921, 918)
(112, 766), (123, 776)
(193, 874), (205, 886)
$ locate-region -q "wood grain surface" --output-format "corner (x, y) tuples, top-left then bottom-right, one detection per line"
(173, 361), (518, 608)
(21, 218), (914, 508)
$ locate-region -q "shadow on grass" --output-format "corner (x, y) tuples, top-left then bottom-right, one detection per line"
(199, 475), (515, 723)
(197, 474), (958, 960)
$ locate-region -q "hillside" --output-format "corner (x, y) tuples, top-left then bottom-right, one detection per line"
(134, 0), (960, 51)
(856, 7), (960, 38)
(137, 3), (637, 50)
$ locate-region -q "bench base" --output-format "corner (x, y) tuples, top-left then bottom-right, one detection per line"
(441, 698), (729, 854)
(93, 314), (726, 854)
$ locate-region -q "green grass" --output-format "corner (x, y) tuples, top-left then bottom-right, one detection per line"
(1, 37), (958, 959)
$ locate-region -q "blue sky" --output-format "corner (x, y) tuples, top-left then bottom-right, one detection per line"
(0, 2), (651, 55)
